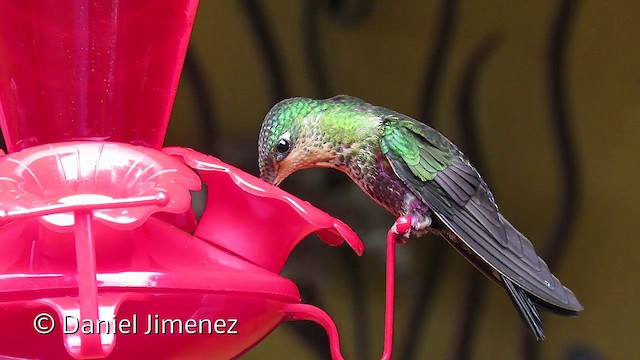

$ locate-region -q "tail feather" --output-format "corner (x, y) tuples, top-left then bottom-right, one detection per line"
(502, 274), (545, 341)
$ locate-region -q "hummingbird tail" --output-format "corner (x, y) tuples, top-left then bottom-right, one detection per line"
(502, 274), (546, 341)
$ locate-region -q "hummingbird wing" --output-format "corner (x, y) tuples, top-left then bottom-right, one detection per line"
(378, 112), (583, 316)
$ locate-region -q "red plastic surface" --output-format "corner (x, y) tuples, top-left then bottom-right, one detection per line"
(0, 142), (200, 232)
(0, 0), (388, 358)
(382, 216), (410, 360)
(0, 0), (198, 152)
(0, 142), (366, 359)
(166, 146), (364, 273)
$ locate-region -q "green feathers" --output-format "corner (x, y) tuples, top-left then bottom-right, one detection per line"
(381, 117), (453, 182)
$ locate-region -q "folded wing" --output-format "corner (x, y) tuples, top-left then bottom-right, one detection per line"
(379, 112), (582, 313)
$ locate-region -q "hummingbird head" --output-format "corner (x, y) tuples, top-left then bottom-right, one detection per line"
(258, 95), (373, 185)
(258, 97), (326, 185)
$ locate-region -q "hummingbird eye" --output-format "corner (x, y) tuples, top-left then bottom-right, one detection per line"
(277, 139), (290, 153)
(275, 131), (292, 161)
(276, 139), (290, 157)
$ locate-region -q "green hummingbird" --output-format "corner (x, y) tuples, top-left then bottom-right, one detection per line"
(257, 95), (583, 340)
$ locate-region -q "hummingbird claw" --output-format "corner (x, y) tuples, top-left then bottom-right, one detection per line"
(411, 214), (432, 232)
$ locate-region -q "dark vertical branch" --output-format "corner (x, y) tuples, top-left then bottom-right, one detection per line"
(301, 1), (348, 190)
(322, 0), (375, 26)
(456, 34), (502, 171)
(451, 34), (503, 360)
(0, 133), (5, 153)
(541, 0), (581, 266)
(524, 0), (581, 359)
(343, 251), (371, 360)
(398, 240), (448, 360)
(453, 270), (488, 360)
(302, 0), (375, 98)
(183, 46), (216, 154)
(419, 0), (459, 125)
(239, 0), (288, 103)
(398, 2), (460, 359)
(302, 0), (331, 98)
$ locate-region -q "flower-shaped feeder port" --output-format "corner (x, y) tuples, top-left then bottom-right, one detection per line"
(164, 146), (364, 273)
(0, 142), (200, 267)
(0, 142), (365, 359)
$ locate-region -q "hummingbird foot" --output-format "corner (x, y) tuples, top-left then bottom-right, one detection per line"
(409, 212), (432, 237)
(391, 212), (432, 245)
(411, 213), (432, 231)
(396, 194), (433, 243)
(404, 194), (432, 237)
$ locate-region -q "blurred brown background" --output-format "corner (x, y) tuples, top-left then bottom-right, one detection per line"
(165, 1), (639, 359)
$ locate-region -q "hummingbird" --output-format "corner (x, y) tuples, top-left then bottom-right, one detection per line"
(257, 95), (583, 340)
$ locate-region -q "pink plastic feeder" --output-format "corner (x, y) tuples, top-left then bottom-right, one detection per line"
(0, 0), (195, 152)
(0, 1), (404, 359)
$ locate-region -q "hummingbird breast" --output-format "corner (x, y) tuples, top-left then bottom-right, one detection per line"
(316, 112), (420, 217)
(341, 148), (416, 217)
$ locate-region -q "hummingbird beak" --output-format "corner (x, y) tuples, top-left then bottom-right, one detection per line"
(260, 165), (284, 186)
(273, 174), (284, 186)
(259, 157), (279, 185)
